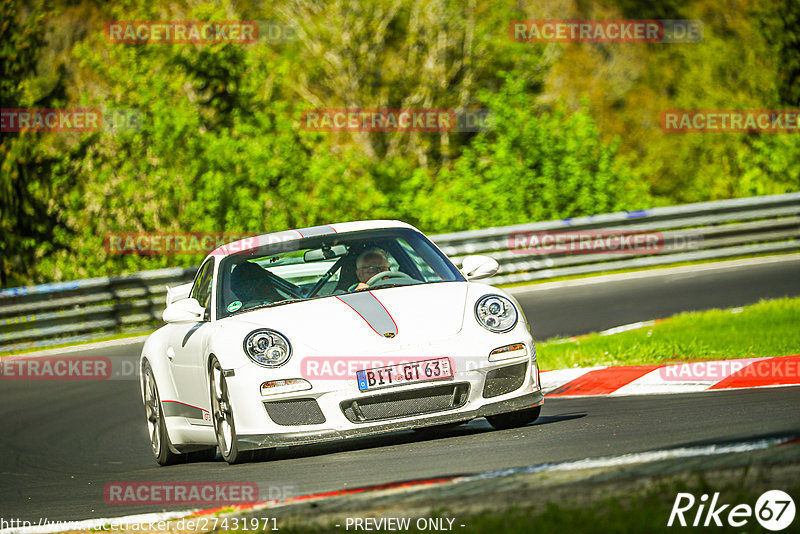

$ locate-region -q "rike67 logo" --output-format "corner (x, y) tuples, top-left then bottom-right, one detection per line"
(668, 490), (796, 531)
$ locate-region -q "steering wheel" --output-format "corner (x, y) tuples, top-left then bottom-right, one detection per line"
(366, 270), (415, 287)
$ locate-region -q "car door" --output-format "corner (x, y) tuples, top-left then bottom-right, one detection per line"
(165, 258), (214, 423)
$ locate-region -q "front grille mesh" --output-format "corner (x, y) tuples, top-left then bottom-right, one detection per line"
(263, 398), (326, 426)
(483, 362), (528, 398)
(342, 383), (470, 423)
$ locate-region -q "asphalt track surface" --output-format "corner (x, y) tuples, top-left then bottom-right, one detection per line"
(1, 258), (799, 522)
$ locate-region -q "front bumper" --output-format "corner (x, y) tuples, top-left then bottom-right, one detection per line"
(238, 390), (543, 450)
(221, 326), (542, 450)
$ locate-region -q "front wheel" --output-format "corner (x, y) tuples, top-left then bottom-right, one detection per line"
(209, 358), (274, 464)
(486, 405), (541, 430)
(210, 357), (254, 464)
(143, 363), (184, 465)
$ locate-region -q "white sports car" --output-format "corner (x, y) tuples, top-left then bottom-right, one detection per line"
(139, 221), (543, 465)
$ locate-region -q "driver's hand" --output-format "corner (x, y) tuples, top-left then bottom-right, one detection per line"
(354, 282), (370, 291)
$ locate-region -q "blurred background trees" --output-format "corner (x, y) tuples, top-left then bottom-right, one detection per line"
(1, 0), (797, 287)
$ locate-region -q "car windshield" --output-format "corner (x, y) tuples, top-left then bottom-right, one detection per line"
(216, 227), (464, 318)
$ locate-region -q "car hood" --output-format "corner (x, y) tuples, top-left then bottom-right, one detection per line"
(226, 282), (469, 353)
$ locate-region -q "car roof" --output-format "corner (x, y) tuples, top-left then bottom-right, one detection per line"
(209, 220), (420, 258)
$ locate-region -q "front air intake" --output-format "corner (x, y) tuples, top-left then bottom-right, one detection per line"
(483, 362), (528, 398)
(341, 383), (470, 423)
(263, 398), (326, 426)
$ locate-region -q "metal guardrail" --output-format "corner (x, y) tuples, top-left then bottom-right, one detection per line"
(434, 193), (800, 285)
(0, 267), (197, 353)
(1, 193), (798, 353)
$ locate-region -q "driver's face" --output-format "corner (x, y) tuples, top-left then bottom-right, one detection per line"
(356, 254), (390, 283)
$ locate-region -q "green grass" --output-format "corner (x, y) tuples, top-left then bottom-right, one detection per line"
(253, 475), (798, 533)
(537, 297), (800, 370)
(443, 480), (792, 534)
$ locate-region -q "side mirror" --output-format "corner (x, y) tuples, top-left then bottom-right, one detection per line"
(461, 255), (499, 280)
(163, 298), (206, 324)
(165, 282), (192, 306)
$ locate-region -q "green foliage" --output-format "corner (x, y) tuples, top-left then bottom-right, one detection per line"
(755, 0), (800, 106)
(1, 0), (797, 287)
(407, 74), (646, 231)
(0, 0), (79, 286)
(546, 0), (800, 205)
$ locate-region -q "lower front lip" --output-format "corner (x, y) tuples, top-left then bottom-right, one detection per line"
(239, 390), (545, 450)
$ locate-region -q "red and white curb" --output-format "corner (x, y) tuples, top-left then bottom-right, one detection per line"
(541, 355), (800, 397)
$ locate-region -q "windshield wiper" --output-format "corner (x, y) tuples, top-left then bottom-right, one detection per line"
(365, 282), (420, 291)
(231, 298), (306, 316)
(264, 298), (306, 307)
(252, 298), (306, 310)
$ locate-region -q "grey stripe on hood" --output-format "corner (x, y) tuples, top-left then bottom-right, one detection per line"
(337, 292), (398, 337)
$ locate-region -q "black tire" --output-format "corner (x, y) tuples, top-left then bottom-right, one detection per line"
(486, 406), (541, 430)
(251, 448), (276, 462)
(210, 357), (260, 464)
(186, 447), (218, 462)
(143, 362), (186, 466)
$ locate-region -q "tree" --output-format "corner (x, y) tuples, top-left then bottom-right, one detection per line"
(0, 0), (74, 287)
(406, 74), (646, 232)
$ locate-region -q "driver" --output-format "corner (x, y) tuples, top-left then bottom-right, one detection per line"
(351, 248), (391, 291)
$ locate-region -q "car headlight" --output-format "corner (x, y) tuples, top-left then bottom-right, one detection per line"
(475, 295), (518, 333)
(243, 329), (292, 367)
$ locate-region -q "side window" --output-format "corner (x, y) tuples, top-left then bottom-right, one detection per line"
(191, 259), (214, 313)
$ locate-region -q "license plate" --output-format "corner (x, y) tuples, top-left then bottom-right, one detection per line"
(356, 357), (453, 392)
